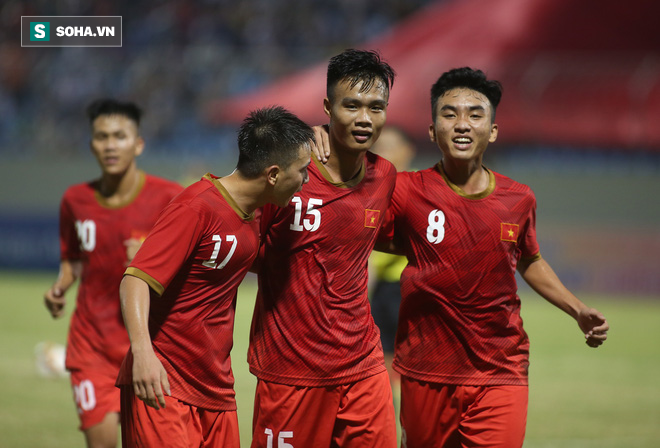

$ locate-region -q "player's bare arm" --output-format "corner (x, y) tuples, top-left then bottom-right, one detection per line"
(120, 274), (170, 410)
(44, 259), (82, 319)
(518, 257), (609, 348)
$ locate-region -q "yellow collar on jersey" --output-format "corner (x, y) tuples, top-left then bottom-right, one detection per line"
(204, 173), (254, 221)
(436, 162), (495, 200)
(313, 156), (366, 189)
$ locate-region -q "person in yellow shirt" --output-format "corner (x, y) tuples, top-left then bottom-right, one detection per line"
(368, 126), (416, 397)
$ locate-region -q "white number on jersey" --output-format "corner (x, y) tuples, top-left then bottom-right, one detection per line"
(426, 209), (446, 244)
(202, 235), (237, 269)
(75, 219), (96, 251)
(290, 197), (322, 232)
(73, 379), (97, 412)
(265, 428), (294, 448)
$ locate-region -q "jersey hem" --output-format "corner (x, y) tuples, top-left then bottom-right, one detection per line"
(393, 364), (529, 386)
(248, 364), (386, 387)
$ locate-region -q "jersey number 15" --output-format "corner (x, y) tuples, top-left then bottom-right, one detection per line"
(290, 197), (322, 232)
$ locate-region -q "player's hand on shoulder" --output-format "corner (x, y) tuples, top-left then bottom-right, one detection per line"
(312, 124), (330, 163)
(577, 307), (609, 348)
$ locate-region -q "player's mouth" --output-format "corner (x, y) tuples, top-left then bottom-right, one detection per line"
(103, 156), (120, 165)
(352, 130), (372, 144)
(452, 136), (473, 150)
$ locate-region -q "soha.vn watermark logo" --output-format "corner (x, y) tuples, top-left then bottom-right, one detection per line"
(22, 16), (122, 47)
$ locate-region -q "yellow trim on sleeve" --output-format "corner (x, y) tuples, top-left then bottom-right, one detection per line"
(124, 267), (165, 296)
(521, 252), (542, 263)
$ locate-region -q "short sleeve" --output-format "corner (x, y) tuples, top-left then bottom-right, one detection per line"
(127, 201), (205, 293)
(59, 194), (81, 261)
(520, 192), (541, 259)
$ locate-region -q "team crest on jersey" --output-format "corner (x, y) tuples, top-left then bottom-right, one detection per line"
(500, 223), (519, 242)
(364, 209), (380, 228)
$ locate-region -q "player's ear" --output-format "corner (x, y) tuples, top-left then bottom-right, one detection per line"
(489, 123), (498, 143)
(428, 124), (436, 143)
(323, 97), (332, 119)
(134, 136), (145, 156)
(265, 165), (280, 186)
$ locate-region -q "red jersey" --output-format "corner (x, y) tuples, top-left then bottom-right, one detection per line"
(117, 174), (260, 411)
(60, 172), (182, 371)
(249, 153), (397, 386)
(386, 164), (540, 386)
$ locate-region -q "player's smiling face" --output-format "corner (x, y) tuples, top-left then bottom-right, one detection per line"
(429, 87), (498, 163)
(90, 114), (144, 176)
(324, 78), (388, 153)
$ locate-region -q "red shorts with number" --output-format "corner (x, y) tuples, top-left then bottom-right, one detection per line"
(400, 376), (528, 448)
(251, 370), (396, 448)
(70, 366), (120, 431)
(120, 386), (240, 448)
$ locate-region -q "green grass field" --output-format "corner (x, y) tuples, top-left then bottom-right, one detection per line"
(1, 270), (658, 447)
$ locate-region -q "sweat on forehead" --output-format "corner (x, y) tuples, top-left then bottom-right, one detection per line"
(332, 77), (389, 100)
(442, 87), (490, 104)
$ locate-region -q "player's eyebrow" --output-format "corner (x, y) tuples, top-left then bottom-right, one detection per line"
(440, 104), (486, 113)
(342, 97), (387, 106)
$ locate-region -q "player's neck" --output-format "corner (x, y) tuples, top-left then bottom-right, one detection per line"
(220, 171), (262, 214)
(98, 164), (142, 205)
(441, 157), (488, 195)
(324, 142), (366, 183)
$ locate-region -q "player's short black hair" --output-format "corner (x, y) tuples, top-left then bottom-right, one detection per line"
(86, 98), (142, 126)
(430, 67), (502, 122)
(326, 49), (395, 102)
(237, 106), (314, 178)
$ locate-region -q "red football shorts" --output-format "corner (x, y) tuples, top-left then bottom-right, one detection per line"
(120, 386), (240, 448)
(400, 376), (528, 448)
(251, 371), (396, 448)
(70, 366), (120, 431)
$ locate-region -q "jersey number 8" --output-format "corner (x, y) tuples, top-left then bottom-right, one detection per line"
(426, 209), (446, 244)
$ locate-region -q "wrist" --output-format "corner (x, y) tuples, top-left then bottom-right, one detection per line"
(130, 340), (154, 355)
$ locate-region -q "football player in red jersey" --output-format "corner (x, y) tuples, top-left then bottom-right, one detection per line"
(117, 106), (313, 448)
(249, 49), (398, 448)
(380, 67), (610, 448)
(43, 99), (183, 448)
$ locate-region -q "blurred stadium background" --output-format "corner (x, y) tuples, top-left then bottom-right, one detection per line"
(1, 0), (659, 446)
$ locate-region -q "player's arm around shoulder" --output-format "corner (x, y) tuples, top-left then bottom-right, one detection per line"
(518, 256), (609, 348)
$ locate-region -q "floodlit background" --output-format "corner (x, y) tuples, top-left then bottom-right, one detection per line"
(1, 0), (659, 446)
